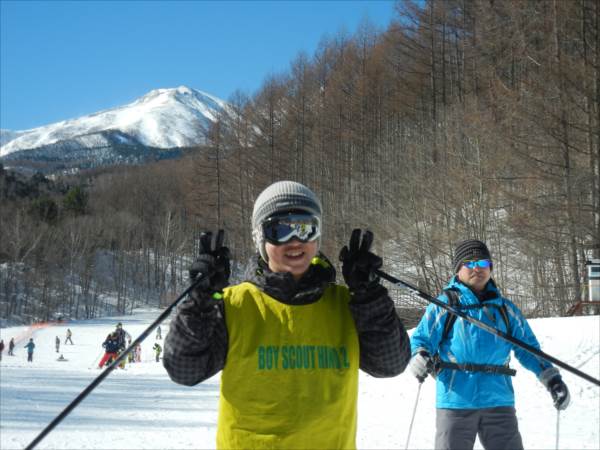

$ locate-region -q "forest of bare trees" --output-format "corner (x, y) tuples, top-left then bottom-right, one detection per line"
(1, 0), (598, 324)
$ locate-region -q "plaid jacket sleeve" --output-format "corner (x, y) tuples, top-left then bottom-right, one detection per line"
(348, 284), (411, 377)
(162, 296), (228, 386)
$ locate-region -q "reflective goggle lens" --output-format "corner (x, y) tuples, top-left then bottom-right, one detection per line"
(262, 214), (321, 244)
(463, 259), (492, 270)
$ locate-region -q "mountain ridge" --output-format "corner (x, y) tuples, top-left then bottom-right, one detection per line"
(0, 86), (227, 163)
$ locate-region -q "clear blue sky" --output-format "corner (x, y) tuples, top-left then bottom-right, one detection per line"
(0, 0), (396, 131)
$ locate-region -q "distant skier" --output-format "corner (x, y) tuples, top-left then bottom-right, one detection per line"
(8, 338), (15, 356)
(114, 323), (131, 369)
(114, 323), (130, 352)
(152, 343), (162, 362)
(24, 338), (35, 362)
(55, 336), (60, 353)
(135, 344), (142, 362)
(65, 328), (73, 345)
(156, 325), (162, 340)
(98, 332), (120, 368)
(0, 339), (4, 361)
(128, 348), (134, 363)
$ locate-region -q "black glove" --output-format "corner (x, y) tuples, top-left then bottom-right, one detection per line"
(189, 230), (231, 301)
(540, 367), (570, 410)
(547, 376), (570, 410)
(339, 229), (382, 294)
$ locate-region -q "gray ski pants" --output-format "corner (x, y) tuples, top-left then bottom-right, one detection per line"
(435, 406), (524, 450)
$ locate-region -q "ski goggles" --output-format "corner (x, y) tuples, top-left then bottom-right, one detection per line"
(463, 259), (492, 270)
(261, 213), (321, 245)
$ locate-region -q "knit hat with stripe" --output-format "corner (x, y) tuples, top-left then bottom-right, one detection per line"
(452, 239), (493, 273)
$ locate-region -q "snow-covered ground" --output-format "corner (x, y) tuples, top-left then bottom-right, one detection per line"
(1, 310), (598, 449)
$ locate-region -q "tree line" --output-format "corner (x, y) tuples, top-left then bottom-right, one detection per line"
(1, 0), (598, 324)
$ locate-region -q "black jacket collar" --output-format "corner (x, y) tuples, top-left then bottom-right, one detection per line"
(245, 253), (336, 305)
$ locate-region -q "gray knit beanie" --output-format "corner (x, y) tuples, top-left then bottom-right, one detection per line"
(251, 181), (322, 262)
(452, 239), (493, 273)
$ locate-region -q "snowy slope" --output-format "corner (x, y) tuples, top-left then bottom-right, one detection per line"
(0, 86), (227, 157)
(0, 129), (25, 147)
(0, 311), (598, 449)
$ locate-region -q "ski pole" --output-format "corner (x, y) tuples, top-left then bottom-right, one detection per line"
(405, 380), (423, 450)
(375, 269), (600, 387)
(555, 410), (560, 450)
(25, 273), (209, 450)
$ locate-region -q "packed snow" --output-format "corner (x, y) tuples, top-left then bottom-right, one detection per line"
(0, 86), (227, 156)
(0, 309), (598, 449)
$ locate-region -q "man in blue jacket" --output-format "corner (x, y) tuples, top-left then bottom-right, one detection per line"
(409, 239), (570, 450)
(24, 338), (35, 363)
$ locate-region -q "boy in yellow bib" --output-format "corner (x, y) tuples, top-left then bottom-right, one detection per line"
(163, 181), (410, 449)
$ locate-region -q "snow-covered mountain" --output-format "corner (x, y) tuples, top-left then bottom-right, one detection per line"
(0, 129), (26, 147)
(0, 86), (228, 173)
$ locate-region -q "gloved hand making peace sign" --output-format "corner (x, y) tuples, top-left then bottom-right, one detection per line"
(189, 230), (231, 304)
(339, 229), (383, 296)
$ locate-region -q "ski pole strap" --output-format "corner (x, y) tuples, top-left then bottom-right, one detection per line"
(435, 360), (516, 376)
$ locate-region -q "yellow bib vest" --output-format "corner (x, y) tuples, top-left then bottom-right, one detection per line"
(216, 281), (360, 449)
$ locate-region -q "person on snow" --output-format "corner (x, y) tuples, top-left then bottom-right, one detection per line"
(135, 344), (142, 362)
(126, 336), (135, 363)
(55, 336), (60, 353)
(8, 338), (15, 356)
(24, 338), (35, 362)
(128, 344), (135, 363)
(156, 325), (162, 340)
(163, 180), (411, 449)
(114, 323), (131, 368)
(114, 323), (130, 352)
(409, 239), (571, 450)
(0, 339), (4, 361)
(65, 328), (73, 345)
(153, 343), (162, 362)
(98, 332), (120, 368)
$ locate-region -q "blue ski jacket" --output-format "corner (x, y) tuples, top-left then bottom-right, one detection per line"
(411, 277), (553, 409)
